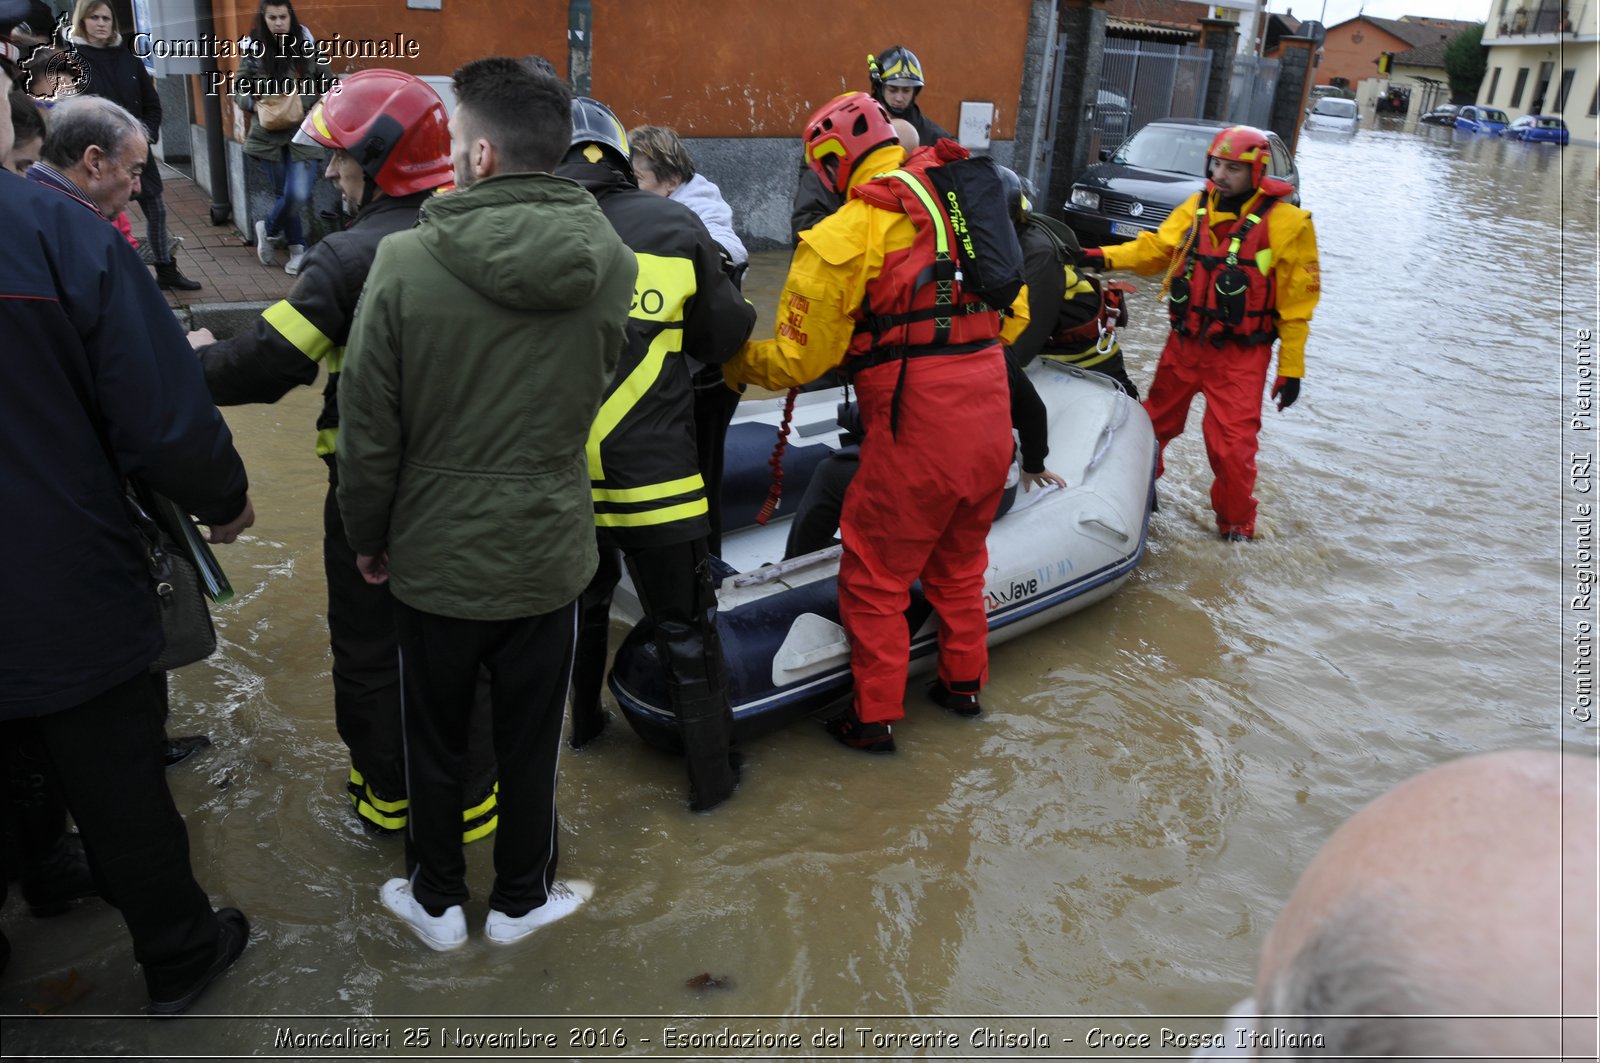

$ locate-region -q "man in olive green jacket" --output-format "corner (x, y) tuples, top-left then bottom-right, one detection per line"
(336, 58), (635, 951)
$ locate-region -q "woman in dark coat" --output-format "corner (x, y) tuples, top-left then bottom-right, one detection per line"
(67, 0), (200, 290)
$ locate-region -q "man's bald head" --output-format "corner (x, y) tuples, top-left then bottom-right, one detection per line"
(891, 118), (919, 151)
(1255, 750), (1597, 1059)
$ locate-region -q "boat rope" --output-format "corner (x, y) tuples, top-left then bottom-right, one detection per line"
(754, 386), (799, 525)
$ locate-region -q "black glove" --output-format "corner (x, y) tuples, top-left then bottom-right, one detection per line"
(1272, 375), (1300, 411)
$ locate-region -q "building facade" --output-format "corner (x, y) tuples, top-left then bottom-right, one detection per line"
(1477, 0), (1600, 137)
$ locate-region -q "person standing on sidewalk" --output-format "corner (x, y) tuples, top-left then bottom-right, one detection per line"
(190, 70), (500, 842)
(338, 57), (633, 950)
(65, 0), (201, 290)
(235, 0), (329, 277)
(0, 65), (253, 1011)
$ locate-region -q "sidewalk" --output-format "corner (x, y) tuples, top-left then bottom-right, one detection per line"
(126, 163), (296, 313)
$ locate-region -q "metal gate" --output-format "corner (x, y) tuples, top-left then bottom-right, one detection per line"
(1227, 55), (1280, 130)
(1096, 41), (1213, 154)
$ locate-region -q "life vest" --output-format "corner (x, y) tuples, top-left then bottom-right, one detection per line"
(845, 143), (1006, 374)
(1168, 196), (1280, 346)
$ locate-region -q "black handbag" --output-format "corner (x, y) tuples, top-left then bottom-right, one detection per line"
(126, 488), (218, 672)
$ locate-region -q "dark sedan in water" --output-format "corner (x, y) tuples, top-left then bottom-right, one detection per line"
(1061, 118), (1300, 246)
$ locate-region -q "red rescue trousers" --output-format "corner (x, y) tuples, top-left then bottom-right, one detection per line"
(1142, 335), (1274, 538)
(838, 348), (1013, 724)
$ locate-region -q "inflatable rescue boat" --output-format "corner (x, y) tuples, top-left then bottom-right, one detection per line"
(609, 360), (1158, 751)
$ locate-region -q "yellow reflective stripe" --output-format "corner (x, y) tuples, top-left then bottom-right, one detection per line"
(594, 497), (708, 527)
(462, 815), (498, 844)
(587, 253), (695, 480)
(462, 783), (498, 823)
(1255, 248), (1274, 272)
(263, 300), (337, 363)
(625, 253), (695, 324)
(884, 171), (949, 256)
(314, 426), (339, 457)
(592, 473), (704, 504)
(1043, 345), (1118, 368)
(324, 347), (345, 374)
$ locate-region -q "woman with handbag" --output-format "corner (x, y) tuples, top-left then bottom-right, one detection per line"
(235, 0), (328, 276)
(66, 0), (202, 290)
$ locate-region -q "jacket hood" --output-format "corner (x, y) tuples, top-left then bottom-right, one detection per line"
(415, 172), (623, 312)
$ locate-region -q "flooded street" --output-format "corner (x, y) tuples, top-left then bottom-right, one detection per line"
(3, 126), (1596, 1056)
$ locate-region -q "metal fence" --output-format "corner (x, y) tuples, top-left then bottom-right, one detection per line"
(1096, 41), (1213, 154)
(1227, 55), (1281, 130)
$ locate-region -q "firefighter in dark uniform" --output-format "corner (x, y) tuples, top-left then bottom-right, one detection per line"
(555, 97), (756, 812)
(191, 70), (497, 840)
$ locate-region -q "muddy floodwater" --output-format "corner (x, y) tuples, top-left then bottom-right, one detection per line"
(2, 125), (1596, 1058)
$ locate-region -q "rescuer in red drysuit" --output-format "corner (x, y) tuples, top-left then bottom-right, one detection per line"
(1084, 125), (1321, 540)
(725, 92), (1026, 753)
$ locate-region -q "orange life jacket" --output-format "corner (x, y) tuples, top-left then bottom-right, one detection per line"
(845, 142), (1005, 372)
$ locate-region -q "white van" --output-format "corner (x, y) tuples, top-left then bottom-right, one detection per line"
(1305, 96), (1359, 135)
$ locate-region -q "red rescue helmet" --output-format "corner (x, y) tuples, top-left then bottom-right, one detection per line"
(804, 91), (897, 195)
(1206, 125), (1272, 189)
(295, 69), (452, 196)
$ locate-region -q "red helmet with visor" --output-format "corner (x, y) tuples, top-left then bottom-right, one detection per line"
(295, 69), (452, 197)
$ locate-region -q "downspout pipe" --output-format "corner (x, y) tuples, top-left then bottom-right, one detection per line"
(197, 0), (230, 224)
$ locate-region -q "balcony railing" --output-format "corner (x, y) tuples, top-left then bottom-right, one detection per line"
(1498, 5), (1575, 36)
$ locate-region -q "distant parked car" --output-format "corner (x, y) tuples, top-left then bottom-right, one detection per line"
(1502, 114), (1570, 144)
(1304, 96), (1359, 135)
(1455, 106), (1510, 134)
(1095, 89), (1135, 149)
(1418, 104), (1461, 125)
(1062, 118), (1300, 246)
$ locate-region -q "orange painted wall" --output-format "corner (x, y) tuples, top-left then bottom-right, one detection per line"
(1314, 18), (1415, 89)
(214, 0), (1031, 139)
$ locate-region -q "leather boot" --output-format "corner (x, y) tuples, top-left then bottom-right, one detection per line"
(154, 262), (201, 291)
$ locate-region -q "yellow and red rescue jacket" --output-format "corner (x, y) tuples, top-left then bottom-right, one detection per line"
(728, 144), (1028, 393)
(1101, 187), (1319, 377)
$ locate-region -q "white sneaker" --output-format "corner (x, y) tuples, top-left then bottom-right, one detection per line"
(254, 220), (275, 265)
(484, 880), (593, 945)
(380, 877), (467, 951)
(284, 244), (307, 276)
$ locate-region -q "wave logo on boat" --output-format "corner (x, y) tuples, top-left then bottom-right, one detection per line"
(986, 576), (1039, 612)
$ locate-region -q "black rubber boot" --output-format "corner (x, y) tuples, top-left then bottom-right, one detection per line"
(657, 611), (739, 812)
(568, 569), (618, 749)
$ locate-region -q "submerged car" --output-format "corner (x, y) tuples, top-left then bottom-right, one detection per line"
(1418, 104), (1461, 125)
(1062, 118), (1300, 246)
(1502, 114), (1570, 144)
(1304, 96), (1359, 135)
(1455, 105), (1510, 134)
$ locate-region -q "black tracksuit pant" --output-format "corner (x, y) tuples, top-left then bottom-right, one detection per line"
(392, 599), (575, 917)
(325, 486), (497, 837)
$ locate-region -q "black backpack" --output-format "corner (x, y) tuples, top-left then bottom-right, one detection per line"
(923, 156), (1028, 311)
